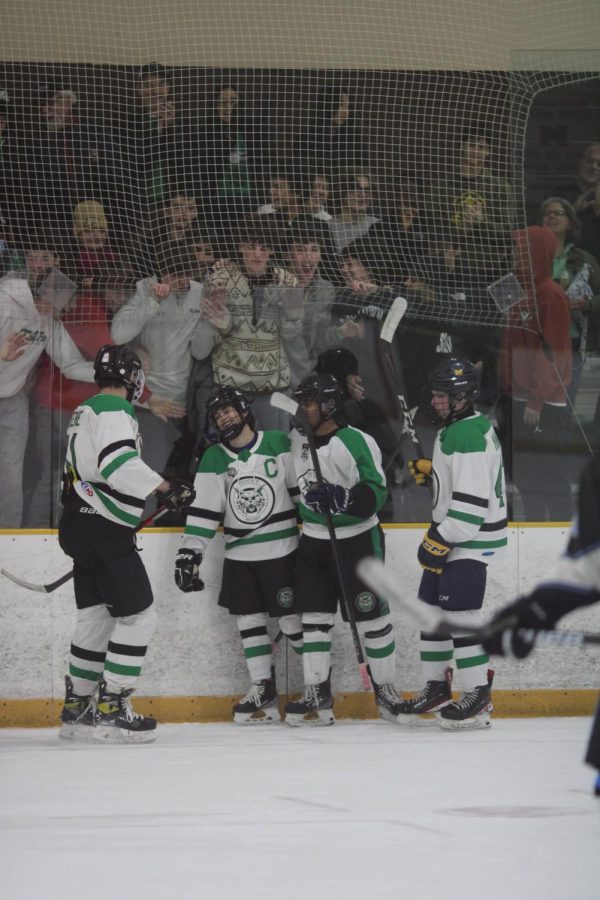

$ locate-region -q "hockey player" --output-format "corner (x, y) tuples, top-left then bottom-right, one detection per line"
(174, 385), (303, 724)
(286, 373), (403, 726)
(400, 357), (507, 729)
(58, 344), (195, 743)
(480, 452), (600, 795)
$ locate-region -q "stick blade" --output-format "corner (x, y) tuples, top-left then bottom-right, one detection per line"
(270, 391), (299, 416)
(380, 296), (408, 343)
(1, 567), (49, 593)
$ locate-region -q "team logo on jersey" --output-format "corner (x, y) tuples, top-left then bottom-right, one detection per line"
(355, 591), (376, 613)
(297, 469), (317, 496)
(80, 481), (94, 498)
(228, 475), (275, 524)
(277, 587), (294, 608)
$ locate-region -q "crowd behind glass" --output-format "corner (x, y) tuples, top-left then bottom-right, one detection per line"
(1, 66), (599, 528)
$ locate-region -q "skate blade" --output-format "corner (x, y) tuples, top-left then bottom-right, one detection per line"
(233, 707), (281, 725)
(438, 704), (493, 731)
(285, 709), (335, 727)
(394, 713), (440, 728)
(92, 725), (157, 743)
(59, 723), (96, 741)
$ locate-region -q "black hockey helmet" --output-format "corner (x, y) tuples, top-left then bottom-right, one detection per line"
(424, 357), (480, 425)
(293, 373), (344, 425)
(93, 344), (145, 404)
(207, 385), (254, 441)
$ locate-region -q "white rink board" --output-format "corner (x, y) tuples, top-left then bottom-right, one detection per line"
(1, 526), (599, 699)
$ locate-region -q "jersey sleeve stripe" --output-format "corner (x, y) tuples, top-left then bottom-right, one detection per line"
(184, 525), (218, 538)
(480, 518), (508, 532)
(97, 439), (136, 467)
(448, 508), (485, 526)
(185, 507), (222, 522)
(451, 491), (488, 508)
(100, 451), (139, 480)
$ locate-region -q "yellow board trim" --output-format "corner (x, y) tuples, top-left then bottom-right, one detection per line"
(1, 689), (596, 728)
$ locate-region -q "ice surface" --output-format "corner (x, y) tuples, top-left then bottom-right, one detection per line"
(1, 717), (599, 900)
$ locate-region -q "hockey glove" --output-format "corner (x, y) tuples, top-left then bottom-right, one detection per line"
(174, 549), (204, 592)
(159, 478), (196, 512)
(417, 524), (452, 574)
(408, 458), (432, 487)
(304, 483), (352, 516)
(481, 586), (598, 659)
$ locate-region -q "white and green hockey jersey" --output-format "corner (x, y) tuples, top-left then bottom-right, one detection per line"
(64, 394), (163, 527)
(290, 425), (388, 540)
(182, 430), (300, 562)
(432, 412), (507, 563)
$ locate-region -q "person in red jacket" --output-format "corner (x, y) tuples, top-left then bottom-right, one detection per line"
(499, 226), (573, 521)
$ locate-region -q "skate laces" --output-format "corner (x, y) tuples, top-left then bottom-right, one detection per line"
(454, 687), (485, 710)
(241, 682), (266, 705)
(378, 684), (400, 704)
(119, 692), (142, 722)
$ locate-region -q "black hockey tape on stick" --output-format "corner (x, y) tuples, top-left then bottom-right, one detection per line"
(356, 557), (600, 650)
(270, 391), (372, 691)
(1, 506), (170, 595)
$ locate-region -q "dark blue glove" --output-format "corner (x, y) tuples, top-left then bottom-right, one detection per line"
(417, 524), (452, 574)
(304, 483), (352, 515)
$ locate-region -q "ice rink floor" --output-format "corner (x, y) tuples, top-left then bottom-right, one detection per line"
(1, 717), (599, 900)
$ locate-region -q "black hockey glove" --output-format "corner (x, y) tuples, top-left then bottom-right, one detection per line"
(174, 549), (204, 592)
(481, 586), (596, 658)
(158, 479), (196, 512)
(305, 483), (351, 516)
(417, 524), (452, 574)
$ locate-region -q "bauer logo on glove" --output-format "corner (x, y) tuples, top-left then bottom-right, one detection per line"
(417, 524), (452, 574)
(174, 549), (204, 592)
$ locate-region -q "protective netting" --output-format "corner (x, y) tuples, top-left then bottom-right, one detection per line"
(0, 1), (599, 527)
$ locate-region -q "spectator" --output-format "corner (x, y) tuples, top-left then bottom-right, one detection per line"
(303, 173), (333, 222)
(555, 142), (600, 206)
(328, 170), (381, 252)
(296, 82), (366, 182)
(423, 125), (514, 288)
(498, 226), (573, 522)
(70, 200), (137, 291)
(257, 171), (307, 227)
(198, 82), (255, 236)
(151, 190), (200, 266)
(110, 242), (216, 479)
(17, 85), (117, 241)
(204, 220), (301, 429)
(0, 240), (96, 526)
(540, 196), (600, 408)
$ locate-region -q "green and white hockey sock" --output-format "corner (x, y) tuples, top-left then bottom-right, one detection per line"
(359, 617), (396, 685)
(103, 606), (157, 692)
(237, 613), (273, 682)
(302, 612), (334, 686)
(453, 636), (490, 690)
(278, 613), (303, 655)
(420, 631), (454, 682)
(69, 605), (113, 695)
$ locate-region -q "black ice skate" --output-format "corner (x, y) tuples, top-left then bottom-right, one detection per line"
(93, 677), (157, 743)
(395, 669), (453, 726)
(439, 669), (494, 730)
(370, 676), (406, 725)
(59, 675), (96, 740)
(233, 668), (280, 724)
(284, 674), (335, 727)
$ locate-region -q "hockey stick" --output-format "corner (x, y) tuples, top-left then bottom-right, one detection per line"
(271, 391), (372, 691)
(379, 295), (427, 462)
(357, 556), (600, 650)
(1, 506), (169, 594)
